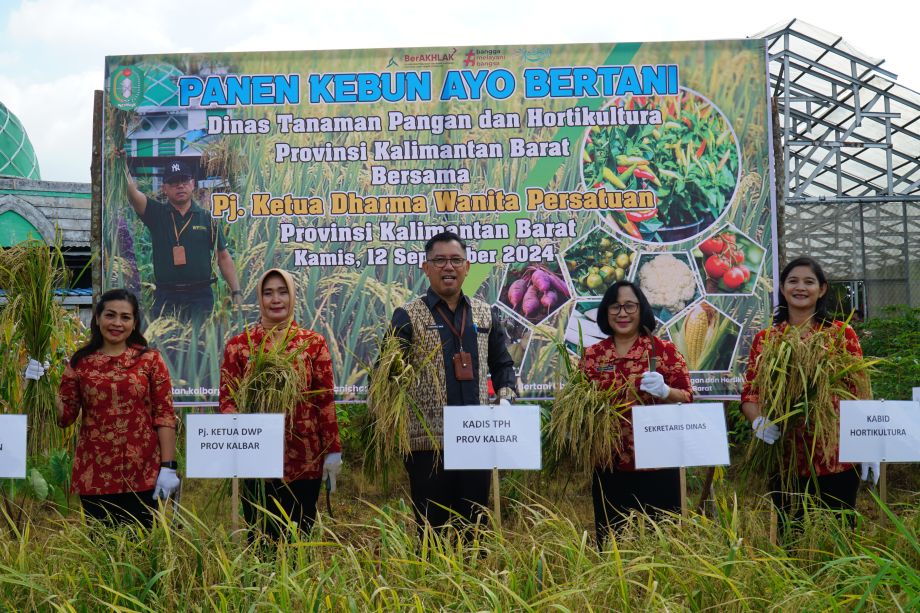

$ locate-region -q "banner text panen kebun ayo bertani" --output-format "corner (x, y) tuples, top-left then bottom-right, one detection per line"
(102, 40), (775, 403)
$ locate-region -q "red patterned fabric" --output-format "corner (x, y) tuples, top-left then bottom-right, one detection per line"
(219, 322), (341, 481)
(57, 346), (176, 495)
(579, 335), (693, 471)
(741, 320), (862, 477)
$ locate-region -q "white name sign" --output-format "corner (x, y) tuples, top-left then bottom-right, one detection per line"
(443, 404), (541, 470)
(185, 413), (285, 478)
(632, 403), (730, 469)
(839, 400), (920, 462)
(0, 415), (27, 478)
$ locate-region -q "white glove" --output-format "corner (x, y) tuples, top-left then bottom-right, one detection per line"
(752, 416), (780, 445)
(24, 358), (48, 381)
(152, 467), (180, 500)
(323, 452), (342, 493)
(499, 398), (511, 406)
(639, 371), (670, 399)
(860, 462), (881, 486)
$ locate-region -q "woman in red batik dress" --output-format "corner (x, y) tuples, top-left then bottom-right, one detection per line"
(57, 289), (179, 528)
(580, 280), (693, 545)
(741, 256), (875, 532)
(220, 269), (341, 538)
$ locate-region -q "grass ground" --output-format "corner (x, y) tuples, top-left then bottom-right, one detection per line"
(1, 467), (917, 611)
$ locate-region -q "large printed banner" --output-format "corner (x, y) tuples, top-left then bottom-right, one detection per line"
(102, 41), (776, 403)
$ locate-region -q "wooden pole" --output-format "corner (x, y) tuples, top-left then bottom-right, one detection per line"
(679, 467), (688, 518)
(879, 462), (888, 505)
(491, 468), (501, 529)
(231, 478), (240, 539)
(769, 506), (778, 546)
(90, 90), (103, 304)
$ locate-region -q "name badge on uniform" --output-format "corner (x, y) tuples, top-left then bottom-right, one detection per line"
(426, 324), (443, 330)
(596, 364), (616, 373)
(172, 245), (187, 266)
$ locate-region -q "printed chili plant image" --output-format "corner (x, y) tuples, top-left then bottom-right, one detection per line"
(667, 300), (742, 372)
(562, 227), (636, 298)
(630, 252), (702, 325)
(563, 300), (606, 356)
(582, 89), (741, 243)
(693, 225), (765, 295)
(499, 259), (572, 325)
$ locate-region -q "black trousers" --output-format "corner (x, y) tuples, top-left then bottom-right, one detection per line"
(242, 478), (322, 539)
(769, 468), (860, 535)
(80, 489), (155, 528)
(404, 451), (491, 530)
(152, 287), (213, 320)
(592, 467), (681, 545)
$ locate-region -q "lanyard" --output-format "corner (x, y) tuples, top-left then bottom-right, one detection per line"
(435, 303), (467, 352)
(171, 210), (193, 245)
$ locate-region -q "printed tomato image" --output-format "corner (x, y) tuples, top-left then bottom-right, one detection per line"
(582, 88), (741, 244)
(693, 226), (765, 295)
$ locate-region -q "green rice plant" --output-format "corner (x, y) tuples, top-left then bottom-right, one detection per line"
(743, 323), (877, 492)
(546, 340), (636, 473)
(224, 323), (309, 415)
(0, 240), (71, 454)
(4, 487), (918, 610)
(362, 333), (442, 479)
(363, 334), (415, 476)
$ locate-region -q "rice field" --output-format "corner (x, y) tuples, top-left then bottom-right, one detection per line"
(0, 471), (917, 610)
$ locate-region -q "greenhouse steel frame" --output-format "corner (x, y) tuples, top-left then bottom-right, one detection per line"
(761, 19), (920, 313)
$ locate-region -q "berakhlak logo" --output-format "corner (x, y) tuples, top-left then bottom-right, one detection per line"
(110, 65), (144, 110)
(464, 50), (476, 67)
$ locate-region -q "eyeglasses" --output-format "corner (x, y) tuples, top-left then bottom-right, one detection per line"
(429, 257), (467, 268)
(607, 302), (639, 315)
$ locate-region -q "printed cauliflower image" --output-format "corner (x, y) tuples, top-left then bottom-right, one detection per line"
(636, 253), (700, 322)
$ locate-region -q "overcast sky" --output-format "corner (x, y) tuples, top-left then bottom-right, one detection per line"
(2, 0), (917, 184)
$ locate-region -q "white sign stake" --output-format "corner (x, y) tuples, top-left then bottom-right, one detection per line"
(632, 403), (730, 470)
(443, 405), (541, 470)
(0, 415), (27, 478)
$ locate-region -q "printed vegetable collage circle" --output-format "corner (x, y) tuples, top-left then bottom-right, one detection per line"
(581, 88), (742, 244)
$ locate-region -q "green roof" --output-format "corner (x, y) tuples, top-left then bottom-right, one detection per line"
(0, 102), (41, 180)
(138, 61), (183, 107)
(0, 211), (42, 247)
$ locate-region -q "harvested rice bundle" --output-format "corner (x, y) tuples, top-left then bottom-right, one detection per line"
(364, 334), (419, 475)
(226, 325), (308, 417)
(744, 324), (875, 484)
(0, 240), (72, 454)
(547, 344), (635, 473)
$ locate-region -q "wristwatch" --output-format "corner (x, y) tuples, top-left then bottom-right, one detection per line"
(231, 290), (243, 297)
(160, 460), (178, 470)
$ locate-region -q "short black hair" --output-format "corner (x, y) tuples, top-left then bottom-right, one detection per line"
(774, 256), (831, 325)
(596, 280), (657, 337)
(424, 230), (467, 254)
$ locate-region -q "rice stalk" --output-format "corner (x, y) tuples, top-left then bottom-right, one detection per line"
(744, 323), (877, 491)
(225, 324), (309, 416)
(546, 342), (636, 473)
(362, 334), (418, 477)
(0, 240), (71, 454)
